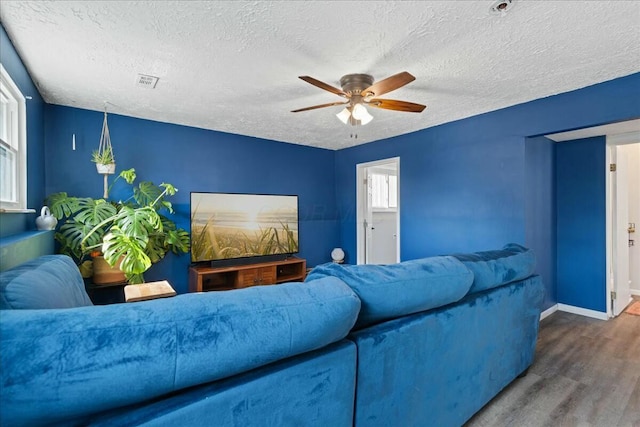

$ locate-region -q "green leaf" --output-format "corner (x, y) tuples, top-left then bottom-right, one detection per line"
(166, 229), (190, 254)
(74, 198), (117, 227)
(119, 168), (136, 184)
(91, 146), (114, 164)
(46, 193), (82, 219)
(102, 228), (152, 276)
(58, 220), (104, 259)
(161, 201), (173, 213)
(125, 273), (145, 284)
(160, 183), (177, 196)
(145, 233), (168, 264)
(133, 181), (164, 208)
(112, 206), (161, 240)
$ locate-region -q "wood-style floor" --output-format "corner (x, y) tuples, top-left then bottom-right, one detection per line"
(466, 298), (640, 427)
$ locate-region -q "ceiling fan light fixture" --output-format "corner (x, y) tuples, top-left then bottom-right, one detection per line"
(293, 71), (425, 126)
(336, 107), (351, 124)
(352, 103), (373, 125)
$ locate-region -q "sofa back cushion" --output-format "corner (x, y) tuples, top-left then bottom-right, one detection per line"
(451, 243), (536, 294)
(305, 256), (473, 328)
(0, 255), (93, 310)
(0, 276), (361, 426)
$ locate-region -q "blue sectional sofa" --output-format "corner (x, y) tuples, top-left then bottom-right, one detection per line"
(0, 244), (544, 427)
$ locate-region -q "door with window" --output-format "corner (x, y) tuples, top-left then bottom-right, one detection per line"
(357, 158), (400, 265)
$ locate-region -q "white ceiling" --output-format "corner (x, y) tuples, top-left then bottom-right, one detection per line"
(1, 1), (639, 150)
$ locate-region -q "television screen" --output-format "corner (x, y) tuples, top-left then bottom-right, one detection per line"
(190, 192), (299, 264)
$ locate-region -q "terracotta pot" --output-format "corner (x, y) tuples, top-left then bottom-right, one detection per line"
(92, 256), (126, 284)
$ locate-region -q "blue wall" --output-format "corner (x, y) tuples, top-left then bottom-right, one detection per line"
(335, 73), (640, 312)
(556, 137), (607, 313)
(525, 136), (556, 310)
(0, 25), (46, 237)
(44, 106), (338, 293)
(335, 123), (525, 262)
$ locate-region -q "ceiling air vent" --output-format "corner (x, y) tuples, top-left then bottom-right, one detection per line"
(136, 74), (159, 89)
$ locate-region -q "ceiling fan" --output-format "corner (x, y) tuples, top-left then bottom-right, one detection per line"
(291, 71), (426, 126)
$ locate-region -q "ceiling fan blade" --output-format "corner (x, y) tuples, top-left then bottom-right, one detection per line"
(291, 101), (349, 113)
(361, 72), (416, 97)
(298, 76), (347, 97)
(367, 99), (426, 113)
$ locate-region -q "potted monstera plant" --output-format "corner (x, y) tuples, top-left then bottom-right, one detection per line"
(47, 168), (190, 284)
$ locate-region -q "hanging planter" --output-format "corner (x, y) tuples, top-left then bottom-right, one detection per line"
(92, 106), (116, 198)
(95, 160), (116, 174)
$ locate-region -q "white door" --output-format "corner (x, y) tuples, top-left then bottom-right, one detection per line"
(364, 171), (374, 264)
(357, 158), (400, 265)
(370, 211), (398, 264)
(612, 144), (632, 316)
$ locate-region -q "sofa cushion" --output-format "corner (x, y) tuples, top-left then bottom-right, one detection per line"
(451, 243), (536, 294)
(0, 276), (361, 426)
(305, 256), (473, 328)
(0, 254), (93, 310)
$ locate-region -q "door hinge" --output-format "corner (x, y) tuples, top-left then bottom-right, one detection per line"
(611, 291), (617, 300)
(610, 163), (617, 171)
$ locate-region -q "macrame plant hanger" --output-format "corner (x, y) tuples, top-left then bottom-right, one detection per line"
(96, 104), (116, 198)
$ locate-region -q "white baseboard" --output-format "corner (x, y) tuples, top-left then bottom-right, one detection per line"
(631, 289), (640, 296)
(557, 303), (608, 320)
(540, 304), (558, 321)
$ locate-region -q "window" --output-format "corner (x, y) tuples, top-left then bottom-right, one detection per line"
(0, 65), (27, 210)
(370, 172), (398, 210)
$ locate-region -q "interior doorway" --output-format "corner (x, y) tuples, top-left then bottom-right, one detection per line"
(547, 119), (640, 319)
(356, 157), (400, 265)
(606, 136), (640, 317)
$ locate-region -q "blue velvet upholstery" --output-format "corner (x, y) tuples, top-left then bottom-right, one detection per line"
(306, 256), (473, 328)
(451, 243), (536, 294)
(87, 340), (357, 427)
(0, 254), (93, 309)
(350, 275), (544, 427)
(1, 247), (544, 426)
(0, 276), (360, 426)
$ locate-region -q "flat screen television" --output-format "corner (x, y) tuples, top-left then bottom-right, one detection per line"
(190, 192), (299, 266)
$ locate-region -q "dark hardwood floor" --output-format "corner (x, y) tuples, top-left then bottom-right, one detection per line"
(466, 297), (640, 427)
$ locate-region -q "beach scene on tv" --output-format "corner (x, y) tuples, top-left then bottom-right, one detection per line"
(191, 193), (299, 263)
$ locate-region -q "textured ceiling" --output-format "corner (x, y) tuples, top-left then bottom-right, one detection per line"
(1, 1), (639, 150)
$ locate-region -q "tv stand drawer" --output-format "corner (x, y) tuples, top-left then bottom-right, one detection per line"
(237, 267), (276, 288)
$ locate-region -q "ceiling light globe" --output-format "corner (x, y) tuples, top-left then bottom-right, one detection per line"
(336, 108), (351, 124)
(351, 104), (367, 120)
(352, 104), (373, 125)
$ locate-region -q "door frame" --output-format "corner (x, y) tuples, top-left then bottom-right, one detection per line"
(356, 157), (400, 265)
(605, 132), (640, 318)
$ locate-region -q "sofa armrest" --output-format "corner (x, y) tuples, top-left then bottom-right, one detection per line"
(0, 255), (93, 309)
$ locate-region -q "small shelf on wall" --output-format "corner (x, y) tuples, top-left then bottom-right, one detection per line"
(0, 208), (36, 213)
(188, 257), (306, 293)
(0, 230), (54, 272)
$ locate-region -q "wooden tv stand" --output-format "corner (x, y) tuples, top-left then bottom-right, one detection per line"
(188, 257), (306, 292)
